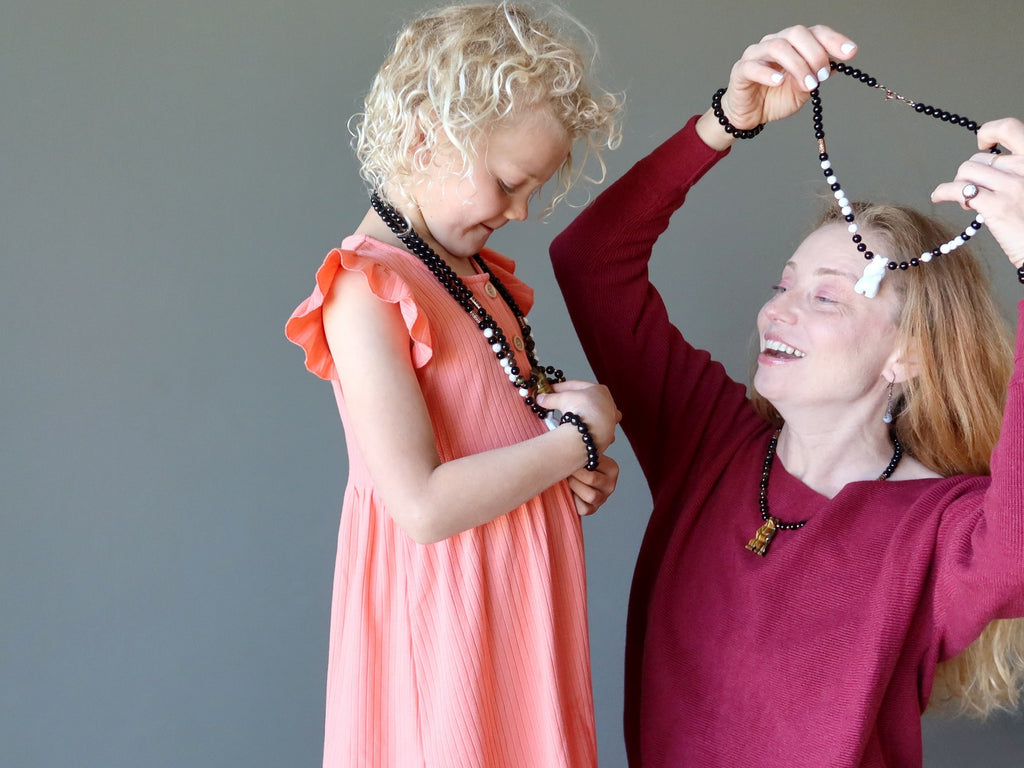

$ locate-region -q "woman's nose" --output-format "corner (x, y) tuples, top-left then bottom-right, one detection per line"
(764, 293), (796, 324)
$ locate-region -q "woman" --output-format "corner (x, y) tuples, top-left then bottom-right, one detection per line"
(550, 24), (1024, 768)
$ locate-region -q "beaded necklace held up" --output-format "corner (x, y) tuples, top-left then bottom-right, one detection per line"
(811, 61), (1001, 298)
(370, 192), (599, 471)
(745, 429), (903, 556)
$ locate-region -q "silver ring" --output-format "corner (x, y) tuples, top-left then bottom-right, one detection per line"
(962, 183), (980, 202)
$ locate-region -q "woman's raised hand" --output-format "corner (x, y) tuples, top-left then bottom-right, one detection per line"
(699, 25), (858, 149)
(932, 117), (1024, 270)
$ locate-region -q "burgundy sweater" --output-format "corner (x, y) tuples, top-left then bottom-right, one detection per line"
(551, 116), (1024, 767)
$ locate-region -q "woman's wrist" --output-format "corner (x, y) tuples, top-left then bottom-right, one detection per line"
(696, 108), (738, 152)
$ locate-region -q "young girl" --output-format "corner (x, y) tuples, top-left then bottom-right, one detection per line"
(285, 4), (622, 766)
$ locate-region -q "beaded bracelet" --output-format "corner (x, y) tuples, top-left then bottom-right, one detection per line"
(1018, 265), (1024, 285)
(711, 87), (765, 139)
(560, 411), (600, 471)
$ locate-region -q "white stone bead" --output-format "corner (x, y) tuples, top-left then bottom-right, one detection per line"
(848, 223), (858, 234)
(920, 251), (932, 262)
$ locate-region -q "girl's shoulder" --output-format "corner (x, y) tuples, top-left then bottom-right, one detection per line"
(285, 235), (434, 380)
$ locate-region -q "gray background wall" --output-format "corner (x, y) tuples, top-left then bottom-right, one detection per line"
(3, 0), (1023, 765)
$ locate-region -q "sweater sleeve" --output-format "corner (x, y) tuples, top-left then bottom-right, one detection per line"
(931, 298), (1024, 659)
(550, 116), (763, 489)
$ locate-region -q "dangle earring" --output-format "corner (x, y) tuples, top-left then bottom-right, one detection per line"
(883, 377), (895, 424)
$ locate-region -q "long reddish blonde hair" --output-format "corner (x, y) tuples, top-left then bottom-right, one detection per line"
(753, 202), (1023, 716)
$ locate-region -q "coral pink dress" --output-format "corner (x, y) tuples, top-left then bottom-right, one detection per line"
(286, 235), (597, 768)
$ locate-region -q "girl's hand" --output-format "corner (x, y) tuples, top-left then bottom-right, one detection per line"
(568, 455), (620, 517)
(698, 25), (858, 149)
(931, 117), (1024, 270)
(536, 380), (620, 455)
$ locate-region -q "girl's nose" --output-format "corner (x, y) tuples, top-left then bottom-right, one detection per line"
(505, 194), (529, 222)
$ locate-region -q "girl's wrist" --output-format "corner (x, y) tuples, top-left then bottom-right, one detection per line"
(560, 412), (600, 471)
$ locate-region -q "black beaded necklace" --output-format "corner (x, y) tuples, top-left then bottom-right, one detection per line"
(370, 192), (565, 427)
(745, 428), (903, 557)
(812, 61), (1000, 298)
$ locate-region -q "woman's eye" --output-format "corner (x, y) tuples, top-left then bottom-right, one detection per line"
(770, 284), (786, 294)
(498, 180), (516, 194)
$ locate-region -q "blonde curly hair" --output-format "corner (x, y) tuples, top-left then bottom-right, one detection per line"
(351, 2), (622, 212)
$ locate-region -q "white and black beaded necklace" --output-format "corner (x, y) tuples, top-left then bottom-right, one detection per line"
(811, 61), (1000, 298)
(370, 192), (565, 428)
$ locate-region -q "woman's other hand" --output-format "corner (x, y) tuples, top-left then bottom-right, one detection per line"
(932, 117), (1024, 270)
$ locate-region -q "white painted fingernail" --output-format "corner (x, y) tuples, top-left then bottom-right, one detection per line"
(841, 42), (856, 55)
(817, 66), (830, 82)
(804, 74), (818, 90)
(770, 72), (784, 85)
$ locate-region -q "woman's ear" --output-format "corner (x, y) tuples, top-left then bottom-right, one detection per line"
(888, 338), (923, 385)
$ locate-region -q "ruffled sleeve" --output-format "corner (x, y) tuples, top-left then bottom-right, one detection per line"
(285, 237), (433, 380)
(479, 247), (534, 315)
